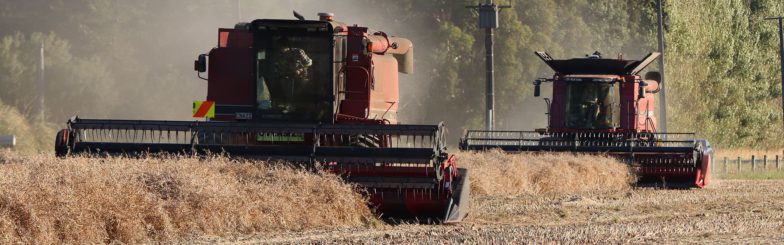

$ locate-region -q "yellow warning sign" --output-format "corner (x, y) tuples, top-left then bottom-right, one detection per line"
(192, 100), (215, 118)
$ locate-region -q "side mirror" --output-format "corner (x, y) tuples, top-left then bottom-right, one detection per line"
(533, 79), (542, 97)
(638, 80), (648, 99)
(194, 54), (207, 73)
(644, 71), (661, 83)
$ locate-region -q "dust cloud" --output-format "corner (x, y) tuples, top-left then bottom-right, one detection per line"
(8, 1), (658, 135)
(65, 0), (437, 122)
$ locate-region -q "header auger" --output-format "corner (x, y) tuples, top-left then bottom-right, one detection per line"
(461, 51), (712, 188)
(56, 13), (470, 223)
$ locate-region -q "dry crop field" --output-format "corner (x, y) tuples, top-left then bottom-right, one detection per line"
(212, 179), (784, 244)
(1, 150), (783, 244)
(0, 151), (379, 244)
(195, 151), (784, 244)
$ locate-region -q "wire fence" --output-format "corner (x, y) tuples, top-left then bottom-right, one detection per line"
(715, 155), (782, 173)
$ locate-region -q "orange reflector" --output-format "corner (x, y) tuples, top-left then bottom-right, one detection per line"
(193, 101), (215, 118)
(218, 32), (229, 48)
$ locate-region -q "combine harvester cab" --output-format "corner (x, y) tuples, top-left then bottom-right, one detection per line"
(55, 13), (469, 223)
(460, 51), (711, 188)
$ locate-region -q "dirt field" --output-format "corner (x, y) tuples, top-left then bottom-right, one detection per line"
(191, 179), (784, 244)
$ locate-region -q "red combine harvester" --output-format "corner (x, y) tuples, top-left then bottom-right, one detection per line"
(460, 51), (712, 188)
(54, 13), (470, 222)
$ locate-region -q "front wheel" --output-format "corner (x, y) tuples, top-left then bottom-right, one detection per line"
(55, 129), (71, 157)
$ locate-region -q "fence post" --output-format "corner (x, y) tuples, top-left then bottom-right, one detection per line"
(752, 155), (756, 171)
(724, 157), (728, 173)
(764, 155), (768, 171)
(777, 155), (781, 171)
(738, 157), (742, 172)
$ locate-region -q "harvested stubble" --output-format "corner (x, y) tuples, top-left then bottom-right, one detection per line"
(0, 151), (377, 244)
(457, 150), (635, 196)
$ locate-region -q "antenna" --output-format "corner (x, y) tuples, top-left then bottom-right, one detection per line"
(466, 0), (512, 131)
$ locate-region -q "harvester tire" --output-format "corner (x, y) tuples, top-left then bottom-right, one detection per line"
(55, 129), (71, 157)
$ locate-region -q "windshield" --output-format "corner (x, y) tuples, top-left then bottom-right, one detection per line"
(564, 81), (619, 129)
(256, 33), (332, 122)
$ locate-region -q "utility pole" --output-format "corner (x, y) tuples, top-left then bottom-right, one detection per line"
(467, 0), (511, 131)
(766, 16), (784, 130)
(656, 0), (668, 133)
(38, 42), (45, 123)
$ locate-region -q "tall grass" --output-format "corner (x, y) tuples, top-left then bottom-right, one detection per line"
(457, 151), (635, 196)
(0, 152), (377, 244)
